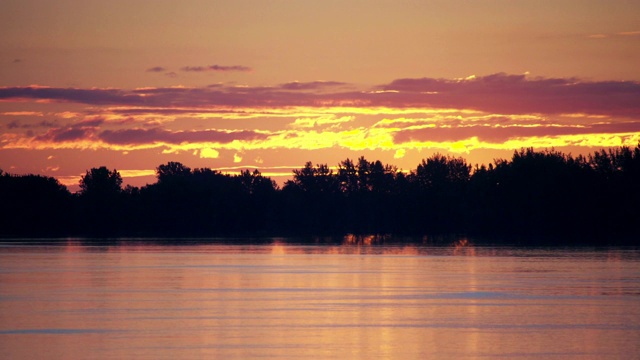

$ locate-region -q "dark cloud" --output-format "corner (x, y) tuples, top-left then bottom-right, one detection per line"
(181, 65), (252, 72)
(12, 59), (23, 64)
(5, 119), (58, 129)
(75, 118), (104, 127)
(2, 74), (640, 117)
(101, 107), (240, 116)
(132, 87), (193, 94)
(7, 120), (20, 129)
(375, 73), (640, 117)
(98, 128), (164, 145)
(0, 86), (142, 106)
(279, 81), (347, 91)
(98, 128), (268, 145)
(144, 66), (178, 77)
(34, 127), (95, 143)
(30, 117), (104, 143)
(181, 66), (207, 72)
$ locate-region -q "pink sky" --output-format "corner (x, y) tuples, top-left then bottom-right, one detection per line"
(1, 0), (639, 191)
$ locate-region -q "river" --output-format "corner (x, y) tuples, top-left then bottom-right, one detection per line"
(1, 238), (639, 359)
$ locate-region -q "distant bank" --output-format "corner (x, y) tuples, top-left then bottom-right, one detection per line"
(1, 145), (639, 245)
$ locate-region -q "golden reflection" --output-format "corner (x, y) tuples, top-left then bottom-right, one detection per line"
(342, 234), (389, 246)
(451, 238), (476, 256)
(270, 240), (286, 254)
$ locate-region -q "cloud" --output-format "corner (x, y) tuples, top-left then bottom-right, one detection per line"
(290, 115), (354, 128)
(76, 118), (105, 127)
(5, 119), (58, 129)
(98, 128), (268, 146)
(394, 149), (406, 159)
(181, 65), (252, 72)
(1, 111), (44, 117)
(200, 148), (220, 159)
(393, 121), (640, 144)
(56, 111), (82, 119)
(618, 31), (640, 36)
(118, 169), (156, 178)
(587, 30), (640, 39)
(0, 86), (141, 106)
(279, 81), (347, 91)
(375, 73), (640, 117)
(29, 117), (105, 143)
(34, 127), (95, 143)
(144, 67), (178, 77)
(2, 74), (640, 118)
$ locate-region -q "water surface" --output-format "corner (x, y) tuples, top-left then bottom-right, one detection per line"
(1, 239), (639, 359)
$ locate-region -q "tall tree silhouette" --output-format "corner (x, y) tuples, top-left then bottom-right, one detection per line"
(337, 158), (358, 193)
(282, 162), (341, 233)
(78, 167), (124, 235)
(80, 166), (123, 197)
(236, 169), (278, 232)
(156, 161), (192, 184)
(407, 154), (471, 233)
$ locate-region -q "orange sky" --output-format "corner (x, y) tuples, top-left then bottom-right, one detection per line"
(1, 0), (639, 190)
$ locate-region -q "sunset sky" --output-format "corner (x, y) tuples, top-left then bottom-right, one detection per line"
(1, 0), (639, 190)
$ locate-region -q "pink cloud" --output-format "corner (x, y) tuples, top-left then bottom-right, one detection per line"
(279, 81), (348, 91)
(181, 65), (252, 72)
(2, 74), (640, 117)
(374, 73), (640, 117)
(34, 127), (95, 142)
(146, 66), (167, 72)
(0, 86), (141, 106)
(76, 118), (105, 127)
(29, 117), (105, 143)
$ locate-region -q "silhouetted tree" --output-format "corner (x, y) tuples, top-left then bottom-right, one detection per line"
(235, 169), (278, 232)
(2, 145), (640, 242)
(237, 169), (277, 195)
(156, 161), (191, 183)
(79, 166), (123, 197)
(78, 167), (124, 236)
(287, 162), (339, 193)
(337, 158), (358, 193)
(412, 154), (471, 188)
(282, 162), (342, 234)
(406, 154), (471, 233)
(587, 144), (640, 235)
(0, 172), (72, 236)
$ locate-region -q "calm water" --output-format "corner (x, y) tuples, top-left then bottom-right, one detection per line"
(1, 238), (639, 359)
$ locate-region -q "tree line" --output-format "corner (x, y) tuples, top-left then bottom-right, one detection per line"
(1, 145), (639, 244)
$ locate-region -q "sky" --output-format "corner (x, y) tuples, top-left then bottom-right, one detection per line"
(1, 0), (639, 191)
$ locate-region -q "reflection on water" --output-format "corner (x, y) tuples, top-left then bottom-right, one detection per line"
(1, 238), (639, 359)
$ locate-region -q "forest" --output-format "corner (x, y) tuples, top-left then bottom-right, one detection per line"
(1, 145), (639, 244)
